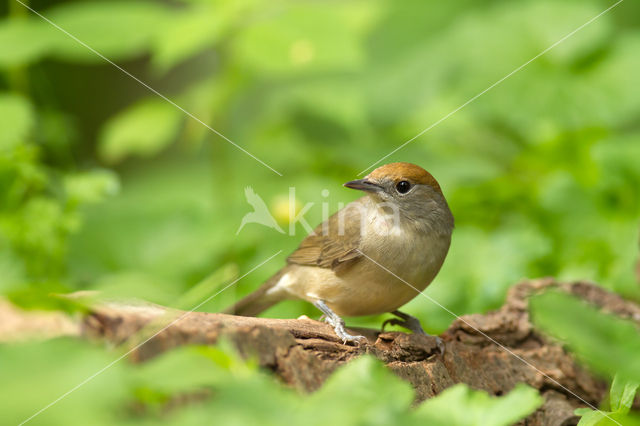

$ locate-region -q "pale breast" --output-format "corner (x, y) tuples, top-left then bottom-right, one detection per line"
(274, 209), (451, 317)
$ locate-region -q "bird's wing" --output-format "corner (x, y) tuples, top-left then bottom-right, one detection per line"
(287, 198), (365, 273)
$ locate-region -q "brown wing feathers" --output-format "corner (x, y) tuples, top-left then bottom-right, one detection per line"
(286, 199), (364, 272)
(225, 198), (366, 316)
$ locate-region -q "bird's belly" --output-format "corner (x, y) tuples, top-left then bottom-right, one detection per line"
(275, 229), (451, 317)
(328, 265), (428, 316)
(320, 231), (448, 316)
(281, 251), (440, 317)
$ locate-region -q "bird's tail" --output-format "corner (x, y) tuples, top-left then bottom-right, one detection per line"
(223, 269), (288, 317)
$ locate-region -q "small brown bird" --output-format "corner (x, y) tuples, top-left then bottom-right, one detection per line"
(225, 162), (454, 344)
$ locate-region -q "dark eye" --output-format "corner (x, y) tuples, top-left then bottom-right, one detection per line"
(395, 180), (411, 194)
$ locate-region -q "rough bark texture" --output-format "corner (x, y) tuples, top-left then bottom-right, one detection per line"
(3, 279), (640, 425)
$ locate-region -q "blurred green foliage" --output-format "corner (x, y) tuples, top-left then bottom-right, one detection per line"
(530, 291), (640, 424)
(1, 0), (639, 424)
(531, 291), (640, 383)
(0, 338), (543, 425)
(2, 0), (639, 321)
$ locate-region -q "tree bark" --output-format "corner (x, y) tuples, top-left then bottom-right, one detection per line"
(3, 279), (640, 425)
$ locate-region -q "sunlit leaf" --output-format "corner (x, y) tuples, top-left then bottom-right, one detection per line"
(610, 374), (639, 414)
(98, 99), (183, 163)
(0, 19), (52, 66)
(575, 408), (640, 426)
(413, 383), (543, 426)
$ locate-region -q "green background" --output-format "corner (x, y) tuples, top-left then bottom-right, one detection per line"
(1, 0), (639, 424)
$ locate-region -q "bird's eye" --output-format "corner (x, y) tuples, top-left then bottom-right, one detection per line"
(395, 180), (411, 194)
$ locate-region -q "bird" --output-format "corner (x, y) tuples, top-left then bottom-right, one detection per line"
(225, 162), (454, 346)
(236, 186), (285, 235)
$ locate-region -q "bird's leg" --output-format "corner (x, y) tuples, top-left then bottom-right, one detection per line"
(382, 310), (425, 334)
(313, 300), (366, 345)
(382, 310), (445, 354)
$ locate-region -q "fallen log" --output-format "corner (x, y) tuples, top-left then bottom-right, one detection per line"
(4, 278), (640, 425)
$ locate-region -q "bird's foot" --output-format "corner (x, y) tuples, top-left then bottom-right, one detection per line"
(324, 315), (367, 345)
(313, 300), (366, 345)
(382, 310), (445, 354)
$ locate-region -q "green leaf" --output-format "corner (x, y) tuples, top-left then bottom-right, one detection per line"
(151, 0), (252, 72)
(573, 408), (606, 426)
(576, 409), (607, 426)
(152, 10), (223, 72)
(0, 338), (128, 426)
(6, 286), (89, 313)
(530, 291), (640, 382)
(64, 170), (120, 205)
(46, 1), (170, 62)
(98, 99), (183, 163)
(610, 374), (639, 414)
(131, 345), (230, 394)
(307, 356), (415, 425)
(0, 93), (34, 149)
(576, 410), (640, 426)
(413, 383), (544, 426)
(0, 19), (52, 67)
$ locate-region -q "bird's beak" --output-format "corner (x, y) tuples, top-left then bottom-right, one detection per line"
(343, 179), (382, 193)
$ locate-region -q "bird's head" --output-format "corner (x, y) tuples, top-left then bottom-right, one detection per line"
(344, 162), (454, 231)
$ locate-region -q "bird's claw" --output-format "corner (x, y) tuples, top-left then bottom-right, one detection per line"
(313, 300), (366, 345)
(382, 311), (445, 355)
(324, 316), (366, 345)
